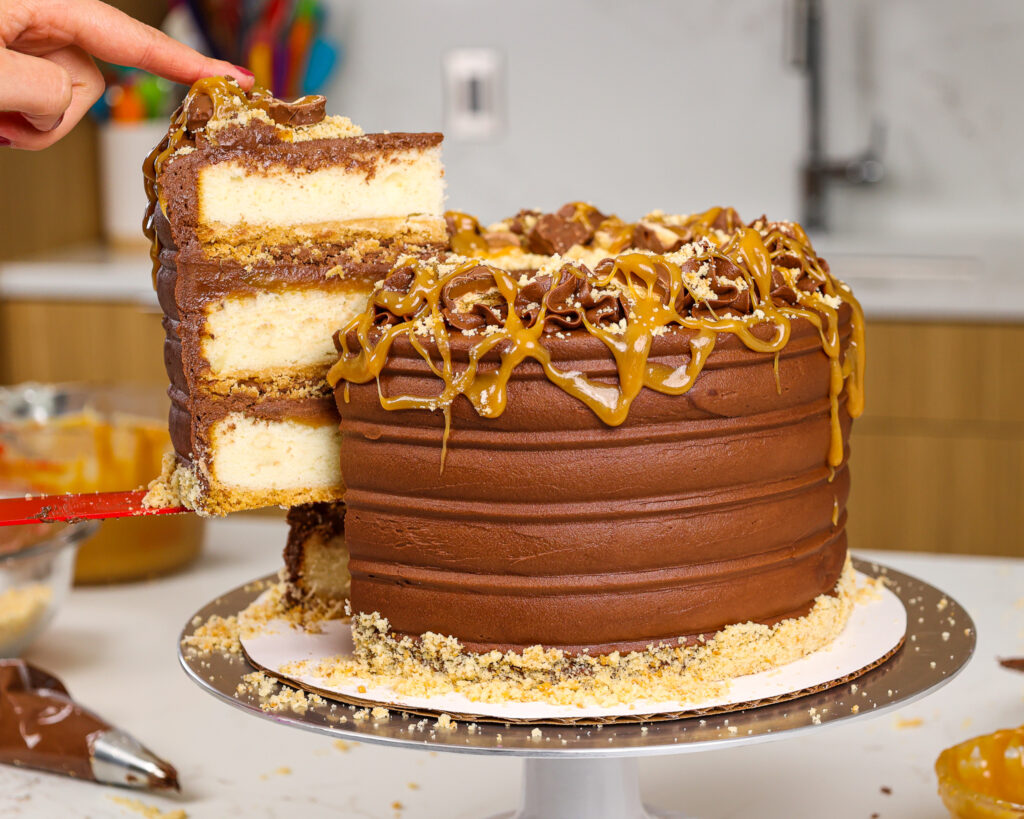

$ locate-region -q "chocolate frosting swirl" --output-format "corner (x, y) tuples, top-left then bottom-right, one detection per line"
(440, 266), (509, 331)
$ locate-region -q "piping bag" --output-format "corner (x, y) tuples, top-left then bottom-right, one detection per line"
(0, 659), (178, 790)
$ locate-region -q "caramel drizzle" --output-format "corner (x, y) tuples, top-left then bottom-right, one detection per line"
(447, 212), (489, 257)
(329, 209), (865, 470)
(142, 76), (297, 284)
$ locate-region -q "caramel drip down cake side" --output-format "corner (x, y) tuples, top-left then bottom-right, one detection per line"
(330, 206), (865, 469)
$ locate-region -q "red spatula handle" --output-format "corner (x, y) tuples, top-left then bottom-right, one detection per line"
(0, 490), (187, 526)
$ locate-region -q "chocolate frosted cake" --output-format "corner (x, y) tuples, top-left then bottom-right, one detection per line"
(312, 203), (866, 699)
(142, 77), (446, 514)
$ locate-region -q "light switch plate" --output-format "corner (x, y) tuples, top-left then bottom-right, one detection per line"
(443, 48), (503, 141)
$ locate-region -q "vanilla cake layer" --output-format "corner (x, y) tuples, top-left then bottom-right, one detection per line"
(198, 147), (444, 247)
(158, 389), (346, 514)
(209, 413), (342, 496)
(203, 287), (371, 381)
(158, 131), (446, 262)
(153, 241), (397, 513)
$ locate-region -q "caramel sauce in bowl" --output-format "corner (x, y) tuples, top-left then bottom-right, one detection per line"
(936, 727), (1024, 818)
(0, 384), (203, 584)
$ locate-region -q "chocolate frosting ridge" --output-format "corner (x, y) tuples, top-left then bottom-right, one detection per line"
(336, 312), (853, 653)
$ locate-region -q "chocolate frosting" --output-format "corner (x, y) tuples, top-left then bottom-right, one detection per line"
(336, 320), (852, 652)
(0, 661), (99, 780)
(330, 207), (865, 653)
(332, 212), (865, 467)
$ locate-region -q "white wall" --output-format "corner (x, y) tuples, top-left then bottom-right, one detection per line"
(322, 0), (1024, 241)
(323, 0), (803, 224)
(824, 0), (1024, 238)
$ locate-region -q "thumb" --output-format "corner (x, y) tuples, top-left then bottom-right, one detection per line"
(0, 47), (72, 131)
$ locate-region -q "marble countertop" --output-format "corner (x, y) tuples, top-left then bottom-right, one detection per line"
(1, 516), (1021, 818)
(2, 239), (1024, 322)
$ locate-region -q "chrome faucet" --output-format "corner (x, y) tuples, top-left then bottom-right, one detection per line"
(790, 0), (884, 230)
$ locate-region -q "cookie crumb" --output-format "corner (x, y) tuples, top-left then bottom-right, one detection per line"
(109, 796), (187, 819)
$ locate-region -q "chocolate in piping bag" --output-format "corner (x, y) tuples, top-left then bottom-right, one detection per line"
(0, 659), (178, 790)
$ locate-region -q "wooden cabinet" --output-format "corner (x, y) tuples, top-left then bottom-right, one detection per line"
(0, 300), (167, 386)
(0, 304), (1019, 555)
(847, 322), (1024, 557)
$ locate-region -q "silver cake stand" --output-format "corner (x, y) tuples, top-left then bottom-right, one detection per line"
(178, 558), (974, 819)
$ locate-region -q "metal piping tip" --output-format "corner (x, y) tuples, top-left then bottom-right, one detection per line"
(91, 729), (180, 792)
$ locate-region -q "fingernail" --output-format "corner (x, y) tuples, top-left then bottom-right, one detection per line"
(0, 137), (10, 147)
(234, 65), (254, 79)
(47, 113), (64, 132)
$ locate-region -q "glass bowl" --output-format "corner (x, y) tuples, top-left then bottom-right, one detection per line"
(0, 383), (204, 584)
(0, 520), (98, 656)
(936, 727), (1024, 818)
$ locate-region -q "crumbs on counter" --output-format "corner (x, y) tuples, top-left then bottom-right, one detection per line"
(894, 717), (923, 730)
(236, 670), (325, 714)
(110, 796), (187, 819)
(0, 584), (53, 647)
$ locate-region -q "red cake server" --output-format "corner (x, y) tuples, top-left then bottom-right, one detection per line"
(0, 490), (186, 526)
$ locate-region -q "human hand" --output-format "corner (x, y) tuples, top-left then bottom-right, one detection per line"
(0, 0), (253, 149)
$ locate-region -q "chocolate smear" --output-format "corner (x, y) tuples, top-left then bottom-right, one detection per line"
(185, 93), (213, 131)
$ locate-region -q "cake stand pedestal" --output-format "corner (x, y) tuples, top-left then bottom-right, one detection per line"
(179, 558), (974, 819)
(491, 757), (683, 819)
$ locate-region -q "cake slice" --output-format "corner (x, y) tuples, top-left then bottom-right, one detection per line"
(143, 77), (446, 514)
(282, 502), (348, 619)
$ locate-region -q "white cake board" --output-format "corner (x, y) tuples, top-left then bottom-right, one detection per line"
(239, 571), (905, 724)
(179, 558), (976, 819)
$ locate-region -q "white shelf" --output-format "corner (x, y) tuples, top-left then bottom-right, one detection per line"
(0, 245), (157, 306)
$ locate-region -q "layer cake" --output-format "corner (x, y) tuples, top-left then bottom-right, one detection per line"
(314, 204), (866, 695)
(143, 77), (445, 514)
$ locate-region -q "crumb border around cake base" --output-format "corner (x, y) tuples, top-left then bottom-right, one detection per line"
(220, 557), (894, 721)
(335, 557), (858, 707)
(244, 625), (902, 727)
